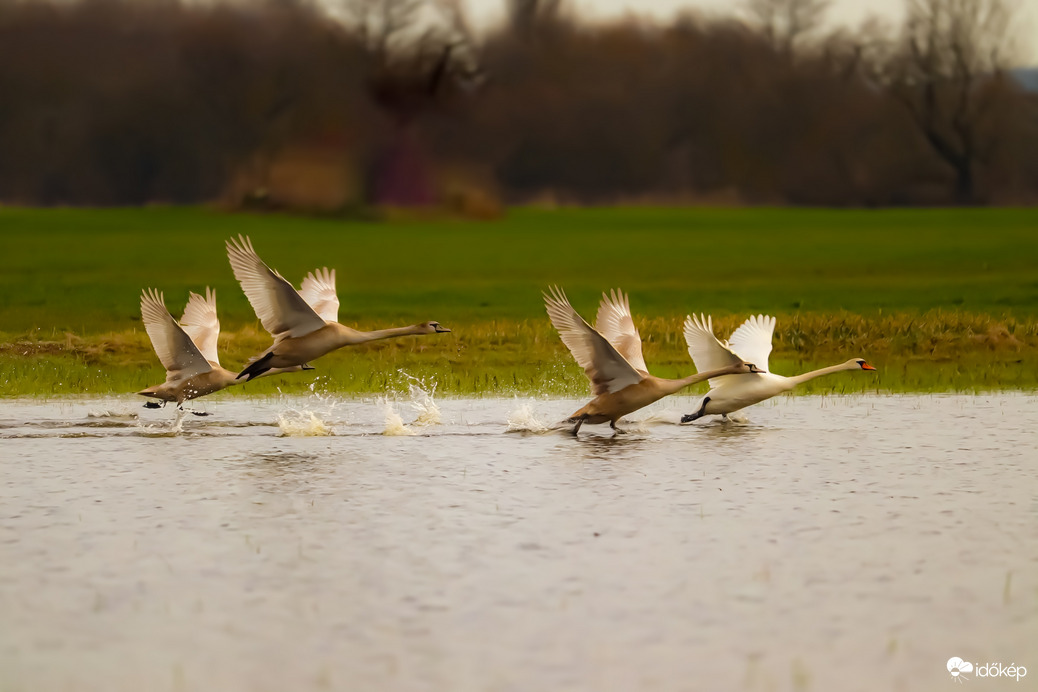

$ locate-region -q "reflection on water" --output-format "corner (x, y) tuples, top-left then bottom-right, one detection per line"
(1, 393), (1036, 692)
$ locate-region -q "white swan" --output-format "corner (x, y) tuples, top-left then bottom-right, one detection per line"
(227, 235), (451, 380)
(680, 313), (876, 423)
(545, 287), (759, 435)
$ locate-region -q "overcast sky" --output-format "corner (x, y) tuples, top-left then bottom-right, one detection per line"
(456, 0), (1036, 61)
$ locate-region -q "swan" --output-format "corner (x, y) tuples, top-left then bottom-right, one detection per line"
(138, 284), (332, 410)
(680, 313), (876, 423)
(227, 235), (451, 380)
(545, 287), (759, 435)
(135, 288), (289, 411)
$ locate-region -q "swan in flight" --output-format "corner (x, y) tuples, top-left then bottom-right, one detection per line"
(545, 287), (759, 435)
(138, 283), (338, 410)
(680, 314), (876, 423)
(227, 235), (451, 381)
(137, 288), (301, 410)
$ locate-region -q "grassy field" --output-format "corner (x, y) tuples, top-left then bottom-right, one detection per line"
(1, 206), (1036, 397)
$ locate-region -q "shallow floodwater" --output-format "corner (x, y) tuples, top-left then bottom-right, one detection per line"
(1, 393), (1036, 692)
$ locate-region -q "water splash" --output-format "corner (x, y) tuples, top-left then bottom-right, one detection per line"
(277, 410), (333, 437)
(169, 408), (187, 434)
(131, 404), (187, 435)
(273, 376), (345, 433)
(87, 406), (139, 420)
(617, 418), (651, 434)
(407, 382), (441, 427)
(506, 403), (553, 433)
(631, 410), (672, 427)
(378, 372), (441, 434)
(382, 401), (415, 436)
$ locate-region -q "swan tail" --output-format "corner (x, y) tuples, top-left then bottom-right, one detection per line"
(237, 352), (275, 381)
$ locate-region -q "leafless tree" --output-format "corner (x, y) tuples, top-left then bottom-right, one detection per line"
(340, 0), (480, 120)
(338, 0), (481, 204)
(872, 0), (1020, 203)
(742, 0), (831, 57)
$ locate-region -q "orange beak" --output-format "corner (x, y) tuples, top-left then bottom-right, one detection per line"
(861, 362), (877, 371)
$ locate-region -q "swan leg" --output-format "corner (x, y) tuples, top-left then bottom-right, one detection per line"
(571, 415), (588, 436)
(680, 397), (710, 424)
(143, 401), (162, 409)
(610, 420), (627, 435)
(191, 411), (211, 417)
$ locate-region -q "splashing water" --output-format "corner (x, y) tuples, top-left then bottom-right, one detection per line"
(407, 383), (441, 427)
(131, 410), (186, 436)
(273, 376), (347, 433)
(628, 409), (673, 428)
(377, 372), (441, 434)
(277, 410), (333, 437)
(506, 403), (553, 433)
(169, 409), (187, 434)
(617, 418), (651, 434)
(382, 401), (416, 436)
(86, 407), (139, 420)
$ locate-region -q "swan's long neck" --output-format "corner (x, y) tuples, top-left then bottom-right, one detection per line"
(787, 361), (856, 387)
(335, 323), (425, 345)
(661, 365), (744, 396)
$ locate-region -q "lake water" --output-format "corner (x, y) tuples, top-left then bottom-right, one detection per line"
(1, 392), (1036, 692)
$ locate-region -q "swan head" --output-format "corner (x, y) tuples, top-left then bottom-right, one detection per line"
(741, 362), (765, 374)
(852, 358), (877, 371)
(419, 321), (452, 334)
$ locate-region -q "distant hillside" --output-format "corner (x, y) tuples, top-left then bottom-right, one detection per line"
(1012, 68), (1038, 92)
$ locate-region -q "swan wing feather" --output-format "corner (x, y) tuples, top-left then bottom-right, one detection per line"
(226, 235), (327, 341)
(180, 287), (221, 367)
(544, 286), (644, 396)
(728, 314), (776, 373)
(595, 288), (650, 375)
(299, 267), (339, 323)
(141, 288), (212, 381)
(683, 313), (745, 388)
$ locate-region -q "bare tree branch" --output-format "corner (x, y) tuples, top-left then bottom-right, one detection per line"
(742, 0), (831, 57)
(868, 0), (1020, 203)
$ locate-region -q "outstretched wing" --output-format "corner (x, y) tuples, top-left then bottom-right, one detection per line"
(226, 235), (327, 342)
(298, 267), (339, 323)
(683, 313), (745, 389)
(544, 286), (644, 396)
(140, 288), (212, 382)
(594, 288), (650, 375)
(180, 287), (221, 367)
(727, 314), (776, 374)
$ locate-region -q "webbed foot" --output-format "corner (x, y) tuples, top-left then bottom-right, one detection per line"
(680, 396), (710, 424)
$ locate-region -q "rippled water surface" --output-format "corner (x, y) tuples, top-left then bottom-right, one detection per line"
(2, 393), (1036, 692)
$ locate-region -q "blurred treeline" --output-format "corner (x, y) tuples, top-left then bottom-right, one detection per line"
(0, 0), (1035, 208)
